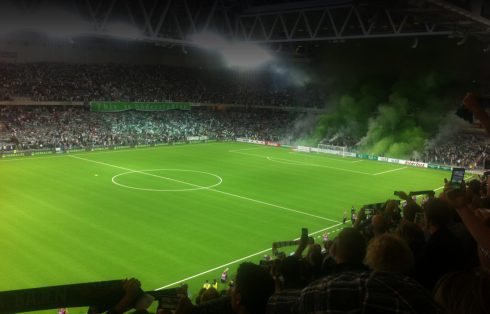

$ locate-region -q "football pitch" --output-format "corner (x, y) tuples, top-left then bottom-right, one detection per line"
(0, 142), (448, 300)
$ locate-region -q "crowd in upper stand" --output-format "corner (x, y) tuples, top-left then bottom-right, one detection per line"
(0, 63), (324, 107)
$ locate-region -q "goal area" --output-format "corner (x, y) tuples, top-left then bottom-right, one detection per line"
(317, 144), (349, 157)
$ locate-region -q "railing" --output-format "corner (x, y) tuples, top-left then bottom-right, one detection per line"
(0, 280), (180, 314)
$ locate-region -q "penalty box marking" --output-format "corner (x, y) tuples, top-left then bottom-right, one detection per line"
(230, 149), (407, 176)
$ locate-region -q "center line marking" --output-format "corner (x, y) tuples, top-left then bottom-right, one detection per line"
(69, 155), (339, 223)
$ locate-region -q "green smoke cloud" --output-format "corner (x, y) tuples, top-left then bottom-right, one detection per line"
(313, 71), (457, 158)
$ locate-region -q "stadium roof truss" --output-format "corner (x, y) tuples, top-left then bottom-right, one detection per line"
(11, 0), (490, 44)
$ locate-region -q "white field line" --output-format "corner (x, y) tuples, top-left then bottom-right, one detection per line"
(351, 160), (364, 163)
(233, 150), (406, 177)
(155, 173), (478, 290)
(266, 156), (372, 175)
(372, 167), (408, 176)
(69, 155), (339, 224)
(155, 222), (343, 290)
(289, 151), (360, 164)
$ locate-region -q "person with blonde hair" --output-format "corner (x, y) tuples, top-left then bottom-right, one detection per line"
(365, 233), (414, 273)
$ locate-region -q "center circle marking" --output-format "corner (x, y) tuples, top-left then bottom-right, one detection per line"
(111, 169), (223, 192)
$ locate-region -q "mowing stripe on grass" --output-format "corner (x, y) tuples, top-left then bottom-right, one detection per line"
(69, 155), (339, 223)
(155, 222), (344, 290)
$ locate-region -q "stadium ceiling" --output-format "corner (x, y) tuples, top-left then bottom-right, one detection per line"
(10, 0), (490, 44)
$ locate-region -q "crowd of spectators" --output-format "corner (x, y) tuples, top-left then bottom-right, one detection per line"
(321, 131), (490, 169)
(421, 132), (490, 169)
(2, 99), (490, 313)
(80, 178), (490, 314)
(0, 105), (295, 151)
(3, 103), (490, 170)
(0, 63), (325, 107)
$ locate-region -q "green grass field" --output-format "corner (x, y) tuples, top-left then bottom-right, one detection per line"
(0, 142), (449, 310)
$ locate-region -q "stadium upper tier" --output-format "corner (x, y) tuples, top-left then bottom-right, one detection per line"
(0, 63), (325, 107)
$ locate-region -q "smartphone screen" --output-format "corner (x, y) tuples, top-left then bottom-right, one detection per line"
(450, 168), (465, 189)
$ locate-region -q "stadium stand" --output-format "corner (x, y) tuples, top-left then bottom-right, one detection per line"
(2, 0), (490, 311)
(0, 63), (325, 107)
(0, 105), (297, 152)
(1, 63), (489, 170)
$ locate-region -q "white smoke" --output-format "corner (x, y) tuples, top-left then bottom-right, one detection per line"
(426, 113), (473, 148)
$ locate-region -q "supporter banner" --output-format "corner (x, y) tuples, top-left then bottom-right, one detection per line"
(0, 280), (123, 313)
(90, 102), (191, 112)
(428, 163), (452, 171)
(0, 280), (181, 313)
